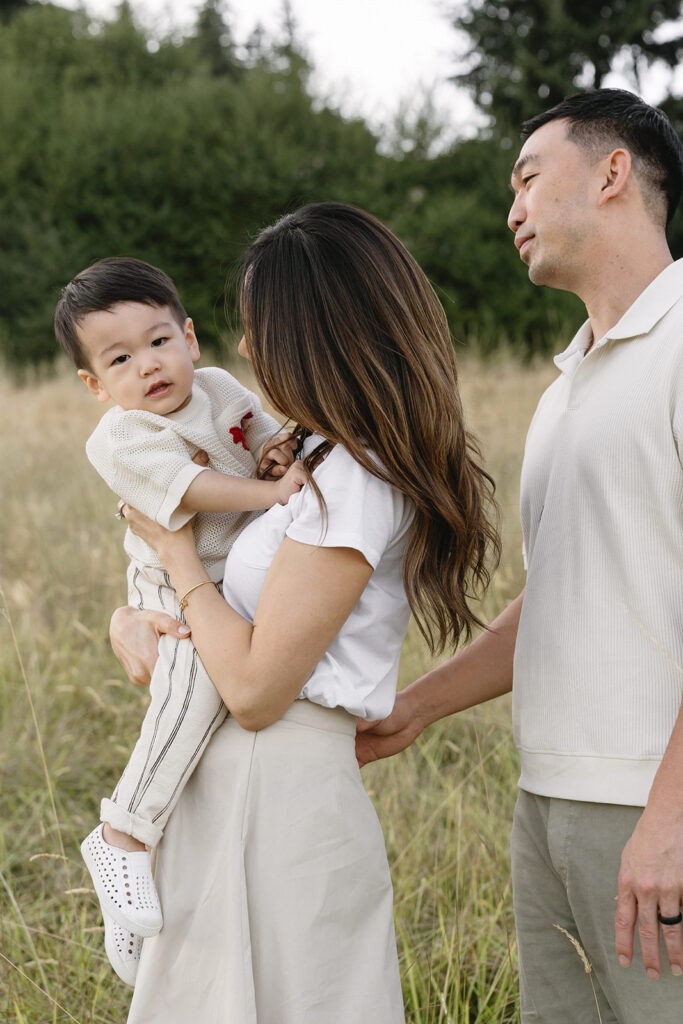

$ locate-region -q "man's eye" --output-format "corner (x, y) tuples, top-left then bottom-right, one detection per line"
(151, 337), (167, 348)
(523, 174), (537, 187)
(112, 354), (129, 365)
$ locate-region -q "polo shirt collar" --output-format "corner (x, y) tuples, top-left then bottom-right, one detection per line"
(554, 258), (683, 377)
(554, 321), (593, 377)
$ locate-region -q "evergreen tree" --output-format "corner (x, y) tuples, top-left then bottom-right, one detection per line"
(193, 0), (242, 79)
(448, 0), (683, 132)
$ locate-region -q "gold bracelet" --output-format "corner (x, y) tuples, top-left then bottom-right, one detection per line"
(179, 579), (214, 612)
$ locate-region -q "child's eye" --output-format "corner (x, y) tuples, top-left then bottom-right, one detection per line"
(151, 337), (167, 348)
(111, 354), (129, 366)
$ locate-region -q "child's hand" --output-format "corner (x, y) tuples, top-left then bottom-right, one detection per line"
(260, 432), (297, 479)
(275, 461), (308, 505)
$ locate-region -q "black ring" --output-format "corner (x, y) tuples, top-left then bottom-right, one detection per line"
(657, 910), (683, 926)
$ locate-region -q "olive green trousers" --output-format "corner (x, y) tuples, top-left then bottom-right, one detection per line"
(511, 790), (682, 1024)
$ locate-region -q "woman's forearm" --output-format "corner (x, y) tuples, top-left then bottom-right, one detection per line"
(155, 540), (265, 723)
(155, 534), (372, 731)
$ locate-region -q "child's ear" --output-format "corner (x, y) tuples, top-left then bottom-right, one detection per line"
(184, 318), (200, 362)
(78, 369), (111, 403)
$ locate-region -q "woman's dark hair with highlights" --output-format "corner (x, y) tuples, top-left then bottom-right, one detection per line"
(239, 201), (500, 654)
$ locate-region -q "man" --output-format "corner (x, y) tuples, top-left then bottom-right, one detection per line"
(356, 89), (683, 1023)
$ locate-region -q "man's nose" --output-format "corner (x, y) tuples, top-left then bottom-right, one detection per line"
(507, 192), (525, 233)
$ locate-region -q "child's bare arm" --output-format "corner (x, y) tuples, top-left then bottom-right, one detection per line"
(178, 461), (307, 514)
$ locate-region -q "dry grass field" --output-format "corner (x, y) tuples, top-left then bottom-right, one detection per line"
(0, 352), (557, 1023)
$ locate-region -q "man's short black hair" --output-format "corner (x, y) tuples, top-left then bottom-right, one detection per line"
(54, 257), (187, 370)
(521, 89), (683, 226)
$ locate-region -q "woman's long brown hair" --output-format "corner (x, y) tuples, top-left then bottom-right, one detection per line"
(239, 202), (500, 654)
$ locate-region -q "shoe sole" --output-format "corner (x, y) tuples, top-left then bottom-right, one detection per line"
(103, 914), (141, 988)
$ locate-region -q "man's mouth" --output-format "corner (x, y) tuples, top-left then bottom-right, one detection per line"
(146, 381), (172, 397)
(515, 234), (534, 260)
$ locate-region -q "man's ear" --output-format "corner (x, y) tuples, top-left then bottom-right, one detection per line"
(78, 369), (111, 403)
(597, 148), (632, 208)
(184, 318), (200, 362)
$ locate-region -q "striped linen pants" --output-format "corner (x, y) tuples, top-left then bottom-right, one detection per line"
(100, 562), (227, 847)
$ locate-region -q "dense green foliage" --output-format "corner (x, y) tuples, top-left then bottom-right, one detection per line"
(0, 2), (388, 365)
(1, 0), (682, 367)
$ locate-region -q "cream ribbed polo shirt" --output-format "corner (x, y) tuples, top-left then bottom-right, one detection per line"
(514, 259), (683, 806)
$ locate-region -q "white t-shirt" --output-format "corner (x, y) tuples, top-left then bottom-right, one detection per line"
(222, 435), (414, 720)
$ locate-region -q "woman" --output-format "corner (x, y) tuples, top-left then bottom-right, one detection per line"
(113, 202), (499, 1023)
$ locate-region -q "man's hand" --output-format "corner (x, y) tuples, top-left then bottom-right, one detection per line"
(356, 689), (425, 767)
(615, 808), (683, 978)
(109, 606), (191, 687)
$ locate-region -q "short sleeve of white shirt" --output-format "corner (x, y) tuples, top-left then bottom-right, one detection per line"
(285, 445), (405, 567)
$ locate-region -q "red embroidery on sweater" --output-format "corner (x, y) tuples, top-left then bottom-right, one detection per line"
(230, 411), (253, 450)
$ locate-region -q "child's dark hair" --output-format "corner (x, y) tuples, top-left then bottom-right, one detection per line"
(54, 257), (187, 370)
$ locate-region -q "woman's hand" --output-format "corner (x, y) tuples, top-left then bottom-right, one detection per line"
(120, 503), (196, 560)
(110, 606), (191, 686)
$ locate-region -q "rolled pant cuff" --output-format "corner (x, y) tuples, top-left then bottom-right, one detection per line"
(100, 798), (164, 848)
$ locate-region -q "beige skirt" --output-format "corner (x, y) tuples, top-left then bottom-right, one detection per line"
(126, 700), (405, 1024)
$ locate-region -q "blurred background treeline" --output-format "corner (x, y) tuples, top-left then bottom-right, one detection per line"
(2, 0), (683, 369)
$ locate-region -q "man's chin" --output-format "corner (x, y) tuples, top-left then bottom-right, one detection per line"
(527, 258), (553, 287)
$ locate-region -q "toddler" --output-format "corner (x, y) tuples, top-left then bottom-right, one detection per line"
(54, 257), (305, 985)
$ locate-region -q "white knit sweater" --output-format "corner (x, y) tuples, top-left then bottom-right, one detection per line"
(86, 367), (281, 579)
(514, 260), (683, 806)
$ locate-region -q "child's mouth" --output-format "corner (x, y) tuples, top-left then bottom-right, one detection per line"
(146, 381), (172, 397)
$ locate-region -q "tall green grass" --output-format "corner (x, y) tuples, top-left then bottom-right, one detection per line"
(0, 356), (556, 1022)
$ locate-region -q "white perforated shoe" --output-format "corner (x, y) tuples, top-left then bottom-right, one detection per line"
(103, 910), (143, 987)
(81, 824), (162, 937)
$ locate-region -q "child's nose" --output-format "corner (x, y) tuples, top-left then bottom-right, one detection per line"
(140, 352), (162, 374)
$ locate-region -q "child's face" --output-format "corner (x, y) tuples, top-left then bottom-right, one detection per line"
(77, 302), (200, 415)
